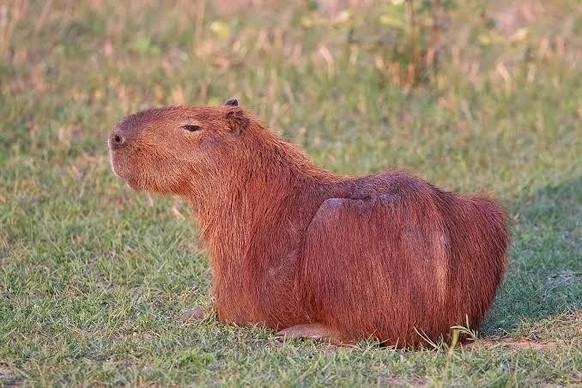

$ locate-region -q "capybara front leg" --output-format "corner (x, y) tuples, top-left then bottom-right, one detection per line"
(177, 306), (207, 323)
(276, 323), (343, 344)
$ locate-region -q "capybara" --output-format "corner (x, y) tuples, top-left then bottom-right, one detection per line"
(108, 99), (509, 347)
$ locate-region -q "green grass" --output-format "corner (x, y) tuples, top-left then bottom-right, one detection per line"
(1, 0), (581, 386)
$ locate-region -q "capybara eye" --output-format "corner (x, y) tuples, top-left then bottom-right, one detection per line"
(181, 124), (201, 132)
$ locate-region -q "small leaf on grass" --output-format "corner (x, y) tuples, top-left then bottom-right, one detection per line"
(210, 21), (231, 40)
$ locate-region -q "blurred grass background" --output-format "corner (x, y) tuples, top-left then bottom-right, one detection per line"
(0, 0), (580, 385)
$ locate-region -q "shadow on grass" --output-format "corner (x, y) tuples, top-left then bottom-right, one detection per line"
(483, 175), (582, 334)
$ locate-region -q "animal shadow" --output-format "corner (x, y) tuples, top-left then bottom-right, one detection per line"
(482, 175), (581, 334)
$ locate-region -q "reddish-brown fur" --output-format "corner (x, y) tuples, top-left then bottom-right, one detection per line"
(108, 101), (509, 348)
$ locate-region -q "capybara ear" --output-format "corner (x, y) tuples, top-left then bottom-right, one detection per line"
(226, 109), (250, 135)
(225, 99), (238, 106)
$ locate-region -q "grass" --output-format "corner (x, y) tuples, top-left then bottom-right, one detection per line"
(1, 0), (581, 385)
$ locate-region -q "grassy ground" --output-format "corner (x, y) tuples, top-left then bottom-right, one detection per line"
(1, 0), (580, 386)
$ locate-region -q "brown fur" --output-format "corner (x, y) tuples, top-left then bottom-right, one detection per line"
(108, 102), (509, 348)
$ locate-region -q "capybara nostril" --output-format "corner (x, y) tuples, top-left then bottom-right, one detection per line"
(110, 132), (125, 148)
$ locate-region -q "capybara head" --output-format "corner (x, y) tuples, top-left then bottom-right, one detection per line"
(108, 100), (251, 194)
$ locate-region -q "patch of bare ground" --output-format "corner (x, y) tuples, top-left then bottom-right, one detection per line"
(0, 362), (21, 385)
(466, 337), (558, 350)
(468, 310), (581, 350)
(380, 374), (429, 387)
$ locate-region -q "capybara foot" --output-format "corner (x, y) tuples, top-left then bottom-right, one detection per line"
(177, 306), (207, 323)
(276, 323), (343, 344)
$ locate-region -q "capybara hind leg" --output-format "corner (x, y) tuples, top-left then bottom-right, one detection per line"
(177, 306), (207, 323)
(276, 323), (343, 344)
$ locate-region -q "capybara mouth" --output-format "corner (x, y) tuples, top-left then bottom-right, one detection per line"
(110, 158), (141, 190)
(109, 146), (147, 191)
(108, 148), (132, 181)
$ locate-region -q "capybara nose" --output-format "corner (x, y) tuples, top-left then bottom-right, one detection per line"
(109, 131), (126, 149)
